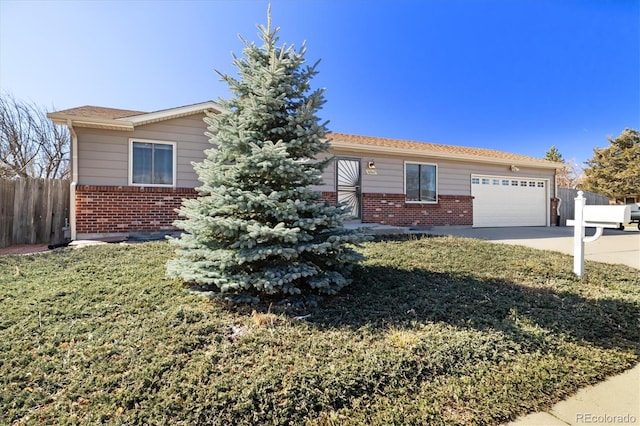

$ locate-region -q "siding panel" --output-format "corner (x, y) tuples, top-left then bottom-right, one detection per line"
(313, 156), (336, 192)
(76, 114), (210, 187)
(326, 148), (556, 197)
(77, 121), (555, 199)
(77, 129), (129, 186)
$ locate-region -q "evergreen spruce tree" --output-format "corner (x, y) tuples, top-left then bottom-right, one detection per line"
(167, 13), (367, 299)
(544, 145), (579, 188)
(544, 146), (564, 163)
(583, 128), (640, 202)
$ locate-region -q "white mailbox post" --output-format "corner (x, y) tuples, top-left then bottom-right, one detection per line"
(566, 191), (631, 277)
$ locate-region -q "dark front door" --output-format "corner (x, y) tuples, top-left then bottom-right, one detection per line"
(336, 158), (361, 219)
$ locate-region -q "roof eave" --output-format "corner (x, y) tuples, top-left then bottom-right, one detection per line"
(123, 101), (226, 126)
(47, 112), (134, 131)
(329, 140), (562, 169)
(47, 101), (227, 130)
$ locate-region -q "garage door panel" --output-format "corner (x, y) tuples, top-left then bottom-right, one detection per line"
(472, 176), (547, 227)
(481, 211), (546, 226)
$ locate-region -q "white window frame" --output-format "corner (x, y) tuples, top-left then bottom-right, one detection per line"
(471, 175), (550, 196)
(128, 138), (177, 187)
(404, 161), (438, 204)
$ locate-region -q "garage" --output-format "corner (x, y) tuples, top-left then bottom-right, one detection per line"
(471, 175), (548, 227)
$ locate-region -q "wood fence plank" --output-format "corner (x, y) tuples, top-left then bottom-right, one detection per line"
(12, 179), (26, 244)
(0, 178), (70, 248)
(0, 180), (15, 247)
(42, 179), (54, 244)
(50, 180), (69, 245)
(557, 188), (609, 225)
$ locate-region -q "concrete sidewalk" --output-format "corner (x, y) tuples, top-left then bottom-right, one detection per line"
(423, 226), (640, 426)
(504, 363), (640, 426)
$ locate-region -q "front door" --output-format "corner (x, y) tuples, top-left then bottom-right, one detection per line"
(336, 158), (361, 219)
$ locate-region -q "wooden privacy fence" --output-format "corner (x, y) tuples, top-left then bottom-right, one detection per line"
(0, 178), (70, 248)
(557, 188), (609, 226)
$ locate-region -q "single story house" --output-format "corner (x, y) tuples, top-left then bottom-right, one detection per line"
(48, 102), (562, 240)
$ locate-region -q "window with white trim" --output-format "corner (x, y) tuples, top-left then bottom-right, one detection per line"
(405, 163), (437, 202)
(129, 139), (176, 186)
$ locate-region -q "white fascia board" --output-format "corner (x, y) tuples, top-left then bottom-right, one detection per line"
(47, 113), (134, 131)
(329, 140), (562, 170)
(124, 101), (226, 127)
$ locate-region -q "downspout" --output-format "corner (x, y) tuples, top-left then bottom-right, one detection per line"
(67, 119), (78, 241)
(551, 169), (562, 226)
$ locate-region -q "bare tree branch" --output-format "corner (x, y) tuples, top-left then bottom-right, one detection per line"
(0, 92), (69, 179)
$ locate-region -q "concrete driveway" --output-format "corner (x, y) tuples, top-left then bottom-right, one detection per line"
(426, 226), (640, 270)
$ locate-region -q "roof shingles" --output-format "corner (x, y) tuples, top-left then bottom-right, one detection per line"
(50, 105), (559, 166)
(328, 132), (557, 165)
(52, 106), (146, 119)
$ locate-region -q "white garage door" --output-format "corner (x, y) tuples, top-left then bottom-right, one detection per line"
(472, 175), (548, 227)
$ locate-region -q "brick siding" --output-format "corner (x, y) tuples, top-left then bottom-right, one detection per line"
(320, 192), (337, 203)
(321, 191), (473, 227)
(75, 185), (197, 236)
(76, 186), (554, 236)
(362, 193), (473, 227)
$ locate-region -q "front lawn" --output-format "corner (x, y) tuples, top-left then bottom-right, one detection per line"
(1, 237), (638, 425)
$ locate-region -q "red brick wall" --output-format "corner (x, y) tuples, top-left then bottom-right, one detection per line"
(362, 193), (473, 227)
(320, 191), (473, 227)
(75, 185), (197, 236)
(76, 186), (557, 235)
(320, 192), (337, 203)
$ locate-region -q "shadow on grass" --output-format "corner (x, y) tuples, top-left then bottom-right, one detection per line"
(305, 264), (640, 353)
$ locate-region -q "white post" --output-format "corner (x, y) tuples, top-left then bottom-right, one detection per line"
(573, 191), (586, 277)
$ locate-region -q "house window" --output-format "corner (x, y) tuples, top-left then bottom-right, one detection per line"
(405, 163), (437, 202)
(130, 139), (176, 186)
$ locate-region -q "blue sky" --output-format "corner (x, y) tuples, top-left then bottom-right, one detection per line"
(1, 0), (638, 168)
